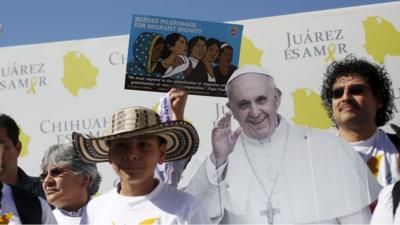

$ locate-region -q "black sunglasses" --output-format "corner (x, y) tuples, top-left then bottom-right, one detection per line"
(39, 167), (70, 182)
(331, 84), (369, 99)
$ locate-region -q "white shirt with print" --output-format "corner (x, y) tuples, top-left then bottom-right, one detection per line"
(0, 183), (56, 225)
(86, 182), (210, 224)
(351, 129), (399, 186)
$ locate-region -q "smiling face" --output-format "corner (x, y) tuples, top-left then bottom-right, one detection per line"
(108, 135), (165, 188)
(41, 165), (89, 209)
(331, 75), (381, 130)
(227, 73), (281, 140)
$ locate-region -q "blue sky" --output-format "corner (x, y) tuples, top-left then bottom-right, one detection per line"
(0, 0), (397, 47)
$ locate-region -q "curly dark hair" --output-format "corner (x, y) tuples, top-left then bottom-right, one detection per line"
(321, 55), (396, 127)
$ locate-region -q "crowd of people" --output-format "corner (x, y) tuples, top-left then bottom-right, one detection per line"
(1, 55), (399, 224)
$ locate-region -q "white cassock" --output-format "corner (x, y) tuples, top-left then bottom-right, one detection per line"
(182, 118), (382, 224)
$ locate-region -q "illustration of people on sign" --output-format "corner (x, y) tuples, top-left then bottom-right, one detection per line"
(126, 32), (237, 83)
(203, 38), (221, 82)
(126, 32), (165, 77)
(214, 42), (237, 84)
(186, 36), (207, 82)
(186, 37), (222, 83)
(125, 15), (243, 97)
(156, 33), (190, 80)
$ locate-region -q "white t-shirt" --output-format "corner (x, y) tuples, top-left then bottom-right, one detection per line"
(53, 205), (88, 225)
(351, 129), (399, 186)
(371, 182), (400, 224)
(0, 183), (57, 225)
(86, 182), (210, 224)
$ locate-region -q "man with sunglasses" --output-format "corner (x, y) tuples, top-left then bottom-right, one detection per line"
(321, 55), (399, 187)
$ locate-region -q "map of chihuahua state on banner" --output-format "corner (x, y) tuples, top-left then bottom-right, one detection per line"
(62, 51), (99, 97)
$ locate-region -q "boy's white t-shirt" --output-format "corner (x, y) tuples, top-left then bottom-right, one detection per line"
(86, 182), (210, 224)
(350, 129), (399, 186)
(53, 205), (88, 225)
(0, 183), (57, 225)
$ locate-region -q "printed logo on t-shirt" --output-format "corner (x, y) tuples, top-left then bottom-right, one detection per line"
(367, 154), (384, 177)
(0, 212), (13, 224)
(139, 217), (159, 225)
(111, 217), (159, 225)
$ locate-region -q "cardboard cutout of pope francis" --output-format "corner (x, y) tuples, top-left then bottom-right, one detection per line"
(181, 65), (382, 224)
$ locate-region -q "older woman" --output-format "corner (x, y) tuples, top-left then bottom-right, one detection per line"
(40, 144), (101, 224)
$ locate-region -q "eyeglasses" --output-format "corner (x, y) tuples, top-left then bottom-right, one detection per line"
(331, 84), (370, 99)
(39, 167), (70, 182)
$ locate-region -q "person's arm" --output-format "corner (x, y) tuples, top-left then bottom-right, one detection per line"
(186, 201), (212, 224)
(156, 88), (189, 187)
(182, 157), (227, 224)
(169, 87), (187, 121)
(210, 112), (242, 168)
(182, 113), (241, 223)
(337, 206), (371, 224)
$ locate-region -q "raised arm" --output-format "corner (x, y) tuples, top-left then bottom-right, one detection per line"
(155, 87), (190, 187)
(210, 112), (242, 168)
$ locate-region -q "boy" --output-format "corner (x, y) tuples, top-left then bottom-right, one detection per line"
(72, 106), (210, 224)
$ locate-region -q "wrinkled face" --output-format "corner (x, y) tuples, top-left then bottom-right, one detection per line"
(205, 44), (219, 62)
(172, 36), (187, 56)
(0, 127), (20, 181)
(109, 135), (165, 186)
(191, 39), (206, 60)
(41, 165), (88, 208)
(228, 74), (281, 140)
(219, 47), (233, 65)
(151, 42), (164, 63)
(331, 75), (381, 129)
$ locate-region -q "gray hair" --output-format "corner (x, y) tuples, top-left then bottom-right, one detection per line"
(41, 144), (102, 196)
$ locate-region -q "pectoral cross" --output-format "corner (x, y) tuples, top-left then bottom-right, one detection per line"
(260, 201), (280, 225)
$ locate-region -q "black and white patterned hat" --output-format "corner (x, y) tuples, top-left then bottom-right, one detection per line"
(72, 106), (199, 163)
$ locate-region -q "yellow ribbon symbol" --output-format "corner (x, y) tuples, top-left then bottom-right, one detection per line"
(324, 43), (337, 63)
(367, 154), (383, 177)
(139, 217), (159, 225)
(0, 213), (13, 224)
(26, 77), (37, 95)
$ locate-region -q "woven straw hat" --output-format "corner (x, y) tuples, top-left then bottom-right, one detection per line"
(72, 106), (199, 163)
